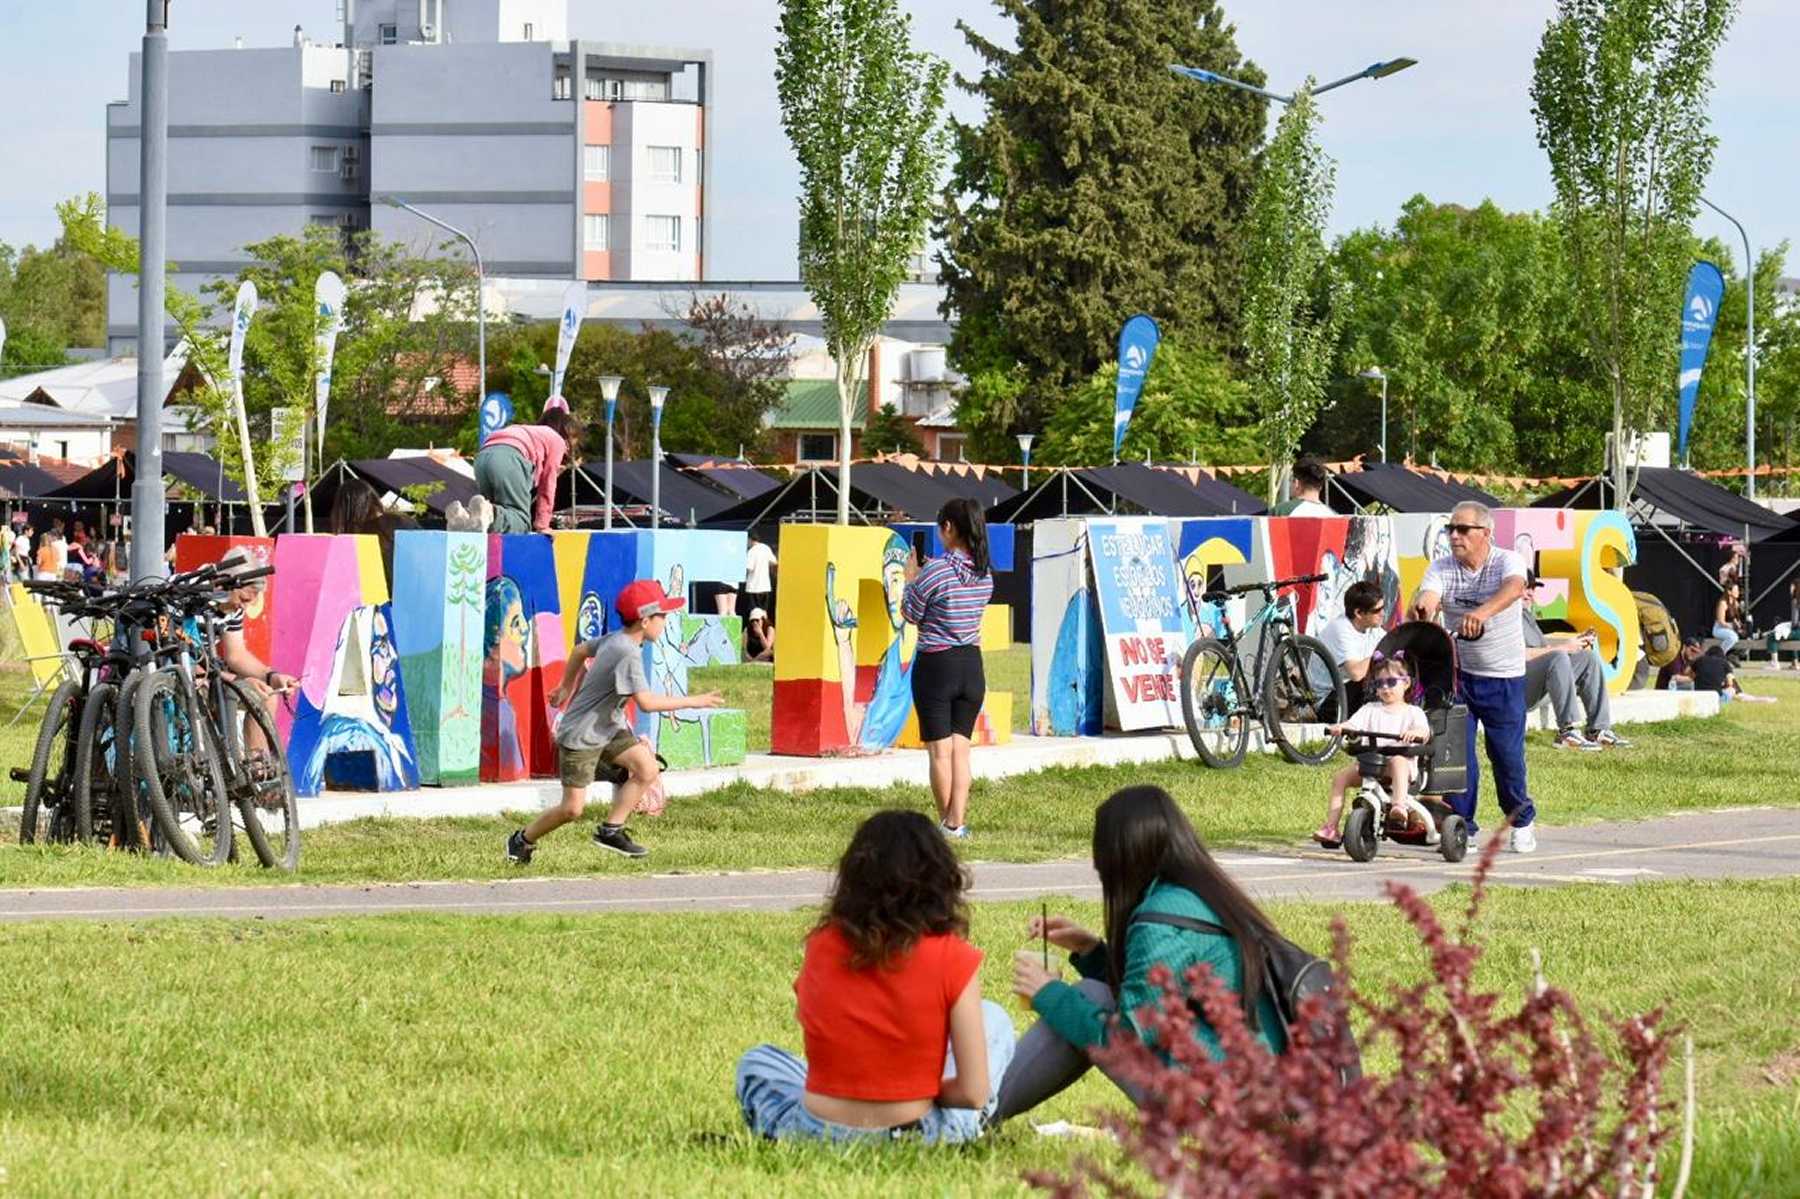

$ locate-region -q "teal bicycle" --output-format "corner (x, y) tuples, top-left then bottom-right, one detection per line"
(1179, 573), (1346, 769)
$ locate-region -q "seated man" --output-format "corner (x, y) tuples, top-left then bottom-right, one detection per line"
(1656, 636), (1703, 690)
(1317, 580), (1385, 711)
(1522, 601), (1629, 750)
(1688, 641), (1738, 698)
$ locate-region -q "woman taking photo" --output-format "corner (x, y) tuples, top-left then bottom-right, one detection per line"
(734, 809), (1014, 1144)
(993, 786), (1287, 1120)
(901, 498), (994, 839)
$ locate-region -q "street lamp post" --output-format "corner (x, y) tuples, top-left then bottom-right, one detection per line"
(1168, 57), (1417, 106)
(648, 385), (669, 530)
(599, 375), (623, 530)
(1016, 432), (1035, 490)
(385, 197), (485, 425)
(1358, 366), (1388, 462)
(131, 0), (170, 581)
(1699, 196), (1756, 498)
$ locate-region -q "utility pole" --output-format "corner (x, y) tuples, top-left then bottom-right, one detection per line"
(130, 0), (169, 581)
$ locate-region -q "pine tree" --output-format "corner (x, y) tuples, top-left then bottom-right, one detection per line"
(862, 402), (925, 456)
(938, 0), (1266, 459)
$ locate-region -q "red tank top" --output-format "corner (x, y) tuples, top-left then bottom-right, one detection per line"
(793, 924), (983, 1102)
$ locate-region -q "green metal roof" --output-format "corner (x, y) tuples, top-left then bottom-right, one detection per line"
(769, 378), (866, 430)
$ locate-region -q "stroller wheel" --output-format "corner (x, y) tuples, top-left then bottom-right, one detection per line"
(1439, 814), (1469, 863)
(1344, 804), (1379, 863)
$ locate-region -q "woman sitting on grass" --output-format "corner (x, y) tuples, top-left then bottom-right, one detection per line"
(735, 809), (1015, 1144)
(993, 785), (1286, 1120)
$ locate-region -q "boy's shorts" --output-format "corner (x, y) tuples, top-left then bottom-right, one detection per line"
(559, 729), (642, 788)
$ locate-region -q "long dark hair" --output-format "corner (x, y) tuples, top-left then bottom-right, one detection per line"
(331, 477), (384, 536)
(1094, 786), (1279, 1026)
(936, 497), (990, 575)
(818, 809), (970, 970)
(541, 407), (585, 454)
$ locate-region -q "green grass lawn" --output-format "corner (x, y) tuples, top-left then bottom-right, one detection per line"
(3, 667), (1797, 890)
(0, 881), (1793, 1197)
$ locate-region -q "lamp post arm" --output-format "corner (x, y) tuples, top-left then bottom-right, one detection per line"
(389, 196), (487, 430)
(1700, 195), (1755, 497)
(1167, 64), (1292, 105)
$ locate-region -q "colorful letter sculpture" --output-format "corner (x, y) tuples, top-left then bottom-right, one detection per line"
(175, 533), (276, 662)
(1539, 510), (1639, 693)
(772, 524), (916, 755)
(272, 534), (419, 797)
(391, 530), (487, 785)
(1492, 507), (1576, 620)
(483, 534), (568, 782)
(1030, 519), (1104, 736)
(1086, 518), (1194, 731)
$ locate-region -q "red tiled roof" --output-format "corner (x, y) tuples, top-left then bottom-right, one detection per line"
(385, 357), (482, 418)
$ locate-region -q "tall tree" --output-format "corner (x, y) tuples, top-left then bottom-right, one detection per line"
(1038, 335), (1258, 467)
(1241, 86), (1342, 502)
(0, 230), (106, 357)
(674, 291), (794, 453)
(938, 0), (1265, 459)
(1531, 0), (1737, 501)
(776, 0), (949, 523)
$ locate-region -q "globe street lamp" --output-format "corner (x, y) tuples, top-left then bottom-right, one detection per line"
(1168, 57), (1417, 106)
(599, 375), (623, 530)
(1358, 366), (1388, 463)
(1016, 432), (1036, 490)
(648, 385), (669, 530)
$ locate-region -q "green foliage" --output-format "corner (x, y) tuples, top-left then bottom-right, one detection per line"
(862, 402), (925, 456)
(777, 0), (949, 521)
(0, 324), (67, 380)
(1531, 0), (1738, 499)
(1684, 241), (1799, 484)
(939, 0), (1265, 440)
(1038, 335), (1259, 466)
(1241, 87), (1342, 501)
(0, 225), (106, 355)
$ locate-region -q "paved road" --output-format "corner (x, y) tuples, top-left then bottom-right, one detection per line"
(2, 807), (1796, 923)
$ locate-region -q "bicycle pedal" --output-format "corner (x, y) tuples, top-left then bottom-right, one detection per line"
(8, 767), (28, 784)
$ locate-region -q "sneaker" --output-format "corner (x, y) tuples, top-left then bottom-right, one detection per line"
(1509, 824), (1538, 854)
(444, 500), (474, 531)
(468, 495), (495, 533)
(593, 823), (649, 858)
(1552, 728), (1602, 752)
(506, 828), (535, 865)
(940, 822), (970, 841)
(1588, 728), (1632, 748)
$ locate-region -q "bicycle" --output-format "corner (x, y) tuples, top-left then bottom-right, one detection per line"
(1178, 573), (1347, 769)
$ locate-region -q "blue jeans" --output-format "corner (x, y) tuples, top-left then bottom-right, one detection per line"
(735, 1000), (1016, 1145)
(1712, 624), (1739, 654)
(1454, 672), (1534, 836)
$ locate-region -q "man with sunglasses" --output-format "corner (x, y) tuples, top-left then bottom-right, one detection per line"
(1412, 502), (1537, 853)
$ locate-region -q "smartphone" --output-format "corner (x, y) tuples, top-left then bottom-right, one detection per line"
(910, 531), (930, 562)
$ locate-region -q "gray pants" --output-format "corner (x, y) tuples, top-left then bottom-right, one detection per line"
(992, 979), (1145, 1122)
(474, 444), (536, 534)
(1525, 646), (1612, 734)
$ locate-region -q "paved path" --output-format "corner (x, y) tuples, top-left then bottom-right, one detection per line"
(3, 807), (1796, 923)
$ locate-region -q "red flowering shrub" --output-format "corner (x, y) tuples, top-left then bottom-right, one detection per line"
(1031, 842), (1683, 1197)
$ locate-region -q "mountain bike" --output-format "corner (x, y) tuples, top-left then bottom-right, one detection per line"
(1178, 573), (1346, 769)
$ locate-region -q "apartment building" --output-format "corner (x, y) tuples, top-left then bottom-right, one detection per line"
(104, 0), (711, 353)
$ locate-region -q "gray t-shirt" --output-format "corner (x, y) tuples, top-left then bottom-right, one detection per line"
(1418, 547), (1528, 678)
(556, 631), (649, 750)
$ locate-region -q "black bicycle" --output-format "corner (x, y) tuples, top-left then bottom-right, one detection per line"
(1178, 573), (1347, 769)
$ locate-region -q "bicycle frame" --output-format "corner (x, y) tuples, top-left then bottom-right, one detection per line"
(1200, 586), (1302, 716)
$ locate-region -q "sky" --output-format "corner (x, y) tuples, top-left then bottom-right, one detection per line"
(0, 0), (1794, 282)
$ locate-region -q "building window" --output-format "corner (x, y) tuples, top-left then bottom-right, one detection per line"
(584, 215), (610, 252)
(583, 144), (610, 181)
(330, 79), (346, 93)
(309, 145), (338, 172)
(523, 22), (534, 40)
(379, 23), (397, 44)
(583, 73), (603, 100)
(798, 433), (837, 463)
(552, 70), (571, 100)
(647, 146), (682, 183)
(936, 434), (967, 463)
(644, 215), (681, 253)
(624, 78), (669, 101)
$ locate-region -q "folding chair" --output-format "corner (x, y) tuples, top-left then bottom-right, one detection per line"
(5, 582), (72, 728)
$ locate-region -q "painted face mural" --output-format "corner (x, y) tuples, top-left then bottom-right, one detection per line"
(577, 593), (604, 643)
(371, 607), (399, 724)
(486, 577), (529, 684)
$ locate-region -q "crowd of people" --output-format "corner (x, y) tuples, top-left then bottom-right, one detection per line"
(1, 517), (129, 588)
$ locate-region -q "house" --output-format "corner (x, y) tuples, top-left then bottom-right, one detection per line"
(0, 343), (213, 465)
(765, 335), (966, 464)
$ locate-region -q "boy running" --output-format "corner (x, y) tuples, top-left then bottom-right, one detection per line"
(506, 579), (722, 863)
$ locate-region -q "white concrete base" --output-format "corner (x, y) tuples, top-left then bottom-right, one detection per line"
(289, 687), (1722, 831)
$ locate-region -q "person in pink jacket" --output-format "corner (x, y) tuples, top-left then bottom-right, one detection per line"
(452, 408), (584, 533)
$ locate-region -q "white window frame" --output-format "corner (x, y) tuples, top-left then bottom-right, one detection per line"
(583, 74), (603, 100)
(647, 146), (682, 184)
(797, 432), (837, 463)
(583, 214), (610, 253)
(583, 144), (610, 181)
(378, 23), (398, 44)
(523, 22), (534, 40)
(643, 215), (681, 253)
(309, 145), (338, 173)
(552, 71), (571, 101)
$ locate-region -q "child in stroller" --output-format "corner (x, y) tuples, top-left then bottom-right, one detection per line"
(1313, 651), (1431, 849)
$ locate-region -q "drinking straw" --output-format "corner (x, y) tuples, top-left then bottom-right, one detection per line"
(1041, 902), (1049, 968)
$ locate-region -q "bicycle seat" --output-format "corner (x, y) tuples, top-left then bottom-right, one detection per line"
(68, 638), (105, 655)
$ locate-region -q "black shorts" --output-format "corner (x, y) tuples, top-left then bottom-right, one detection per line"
(911, 644), (985, 742)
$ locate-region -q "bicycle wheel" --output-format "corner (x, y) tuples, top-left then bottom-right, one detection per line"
(110, 671), (149, 852)
(132, 671), (232, 867)
(1262, 634), (1345, 767)
(1180, 637), (1249, 769)
(69, 681), (120, 845)
(20, 679), (80, 844)
(220, 678), (300, 871)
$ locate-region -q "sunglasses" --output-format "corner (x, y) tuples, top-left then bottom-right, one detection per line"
(1447, 523), (1490, 535)
(1372, 677), (1408, 690)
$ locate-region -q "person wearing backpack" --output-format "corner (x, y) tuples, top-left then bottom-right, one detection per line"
(993, 786), (1302, 1120)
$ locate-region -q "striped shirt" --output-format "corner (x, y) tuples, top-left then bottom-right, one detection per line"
(902, 549), (992, 653)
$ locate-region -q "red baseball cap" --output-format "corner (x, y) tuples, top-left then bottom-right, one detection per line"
(616, 579), (685, 624)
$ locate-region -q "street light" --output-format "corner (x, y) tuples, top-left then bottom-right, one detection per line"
(1168, 57), (1416, 106)
(1358, 366), (1388, 463)
(1699, 196), (1757, 498)
(1016, 432), (1035, 490)
(647, 385), (669, 530)
(599, 375), (623, 530)
(384, 197), (485, 428)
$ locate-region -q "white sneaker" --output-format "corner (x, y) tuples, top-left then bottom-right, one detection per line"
(468, 495), (495, 533)
(1509, 825), (1538, 854)
(444, 500), (472, 530)
(940, 822), (969, 841)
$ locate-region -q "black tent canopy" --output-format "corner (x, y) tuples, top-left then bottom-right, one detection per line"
(699, 463), (1011, 528)
(45, 450), (247, 503)
(321, 456), (478, 516)
(667, 454), (785, 500)
(1328, 462), (1501, 514)
(1533, 467), (1794, 541)
(564, 460), (739, 526)
(986, 463), (1267, 524)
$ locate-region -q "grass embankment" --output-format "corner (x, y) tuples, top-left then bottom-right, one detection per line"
(0, 881), (1794, 1196)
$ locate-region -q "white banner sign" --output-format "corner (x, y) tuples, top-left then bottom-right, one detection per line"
(550, 279), (587, 402)
(313, 270), (347, 448)
(227, 281), (258, 385)
(1087, 517), (1194, 731)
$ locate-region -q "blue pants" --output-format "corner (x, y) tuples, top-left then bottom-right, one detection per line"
(1454, 672), (1534, 835)
(735, 1000), (1016, 1145)
(1712, 624), (1739, 655)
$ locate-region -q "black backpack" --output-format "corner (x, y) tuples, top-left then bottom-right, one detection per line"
(1131, 911), (1362, 1085)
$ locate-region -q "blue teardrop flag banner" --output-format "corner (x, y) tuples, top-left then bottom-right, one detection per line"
(479, 392), (514, 447)
(1112, 315), (1162, 461)
(1677, 261), (1726, 463)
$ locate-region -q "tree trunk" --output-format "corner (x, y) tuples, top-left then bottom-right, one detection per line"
(835, 358), (854, 526)
(1611, 371), (1628, 509)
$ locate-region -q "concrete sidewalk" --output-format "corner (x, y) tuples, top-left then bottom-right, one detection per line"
(3, 804), (1788, 923)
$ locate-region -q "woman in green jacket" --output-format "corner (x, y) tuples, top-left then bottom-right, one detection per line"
(993, 785), (1287, 1119)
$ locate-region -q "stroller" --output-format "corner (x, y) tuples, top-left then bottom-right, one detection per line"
(1338, 621), (1471, 864)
